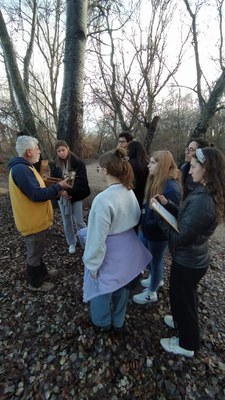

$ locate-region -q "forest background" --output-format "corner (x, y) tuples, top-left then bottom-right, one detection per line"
(0, 0), (225, 163)
(0, 2), (225, 398)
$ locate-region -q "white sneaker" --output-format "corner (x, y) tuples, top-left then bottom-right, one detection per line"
(69, 244), (76, 254)
(133, 289), (157, 305)
(164, 315), (175, 329)
(141, 277), (164, 288)
(160, 337), (194, 357)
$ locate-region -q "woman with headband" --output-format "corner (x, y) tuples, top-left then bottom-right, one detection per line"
(83, 148), (151, 331)
(151, 147), (225, 357)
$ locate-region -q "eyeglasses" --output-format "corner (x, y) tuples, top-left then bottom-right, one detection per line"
(118, 140), (127, 143)
(96, 166), (104, 172)
(185, 147), (196, 153)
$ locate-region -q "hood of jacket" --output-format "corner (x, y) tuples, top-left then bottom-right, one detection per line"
(8, 157), (32, 171)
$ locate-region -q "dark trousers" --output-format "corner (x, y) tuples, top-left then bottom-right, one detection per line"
(170, 261), (208, 351)
(24, 230), (48, 287)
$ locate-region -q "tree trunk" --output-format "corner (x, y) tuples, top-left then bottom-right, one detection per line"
(183, 0), (225, 140)
(191, 69), (225, 138)
(144, 116), (160, 154)
(0, 10), (37, 136)
(57, 0), (88, 155)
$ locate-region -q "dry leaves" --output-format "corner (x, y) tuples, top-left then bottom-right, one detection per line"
(0, 194), (225, 399)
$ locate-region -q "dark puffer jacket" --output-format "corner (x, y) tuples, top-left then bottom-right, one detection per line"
(156, 186), (217, 269)
(51, 154), (90, 202)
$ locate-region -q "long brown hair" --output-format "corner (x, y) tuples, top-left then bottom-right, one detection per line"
(99, 148), (134, 190)
(55, 140), (72, 171)
(145, 150), (181, 200)
(194, 147), (225, 223)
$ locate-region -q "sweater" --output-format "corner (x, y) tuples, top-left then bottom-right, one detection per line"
(83, 183), (141, 272)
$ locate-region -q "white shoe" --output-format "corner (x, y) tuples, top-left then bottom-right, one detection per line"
(164, 315), (175, 329)
(141, 277), (164, 288)
(160, 337), (194, 357)
(133, 289), (157, 305)
(69, 244), (76, 254)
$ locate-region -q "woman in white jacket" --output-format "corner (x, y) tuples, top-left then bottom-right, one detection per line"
(83, 148), (151, 331)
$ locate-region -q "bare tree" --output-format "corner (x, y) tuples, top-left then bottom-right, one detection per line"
(183, 0), (225, 138)
(0, 0), (65, 142)
(86, 0), (186, 152)
(0, 7), (37, 136)
(34, 0), (65, 129)
(57, 0), (88, 154)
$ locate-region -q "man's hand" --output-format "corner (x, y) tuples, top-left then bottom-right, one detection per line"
(60, 190), (72, 200)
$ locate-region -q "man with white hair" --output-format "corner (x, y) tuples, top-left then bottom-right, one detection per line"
(8, 135), (70, 292)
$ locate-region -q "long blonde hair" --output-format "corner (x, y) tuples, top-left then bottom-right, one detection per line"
(145, 150), (181, 200)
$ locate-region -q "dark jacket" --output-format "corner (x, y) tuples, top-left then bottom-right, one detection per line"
(51, 153), (90, 202)
(180, 162), (199, 199)
(156, 185), (217, 269)
(8, 157), (62, 201)
(141, 179), (182, 241)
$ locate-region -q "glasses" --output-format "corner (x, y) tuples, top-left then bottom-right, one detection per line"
(118, 140), (127, 143)
(185, 147), (196, 153)
(96, 166), (104, 172)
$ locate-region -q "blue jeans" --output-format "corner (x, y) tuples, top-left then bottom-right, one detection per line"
(90, 287), (129, 328)
(139, 232), (167, 291)
(58, 200), (86, 246)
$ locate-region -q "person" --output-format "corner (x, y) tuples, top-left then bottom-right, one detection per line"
(180, 137), (210, 198)
(152, 147), (225, 357)
(82, 148), (151, 331)
(117, 131), (133, 151)
(132, 150), (182, 305)
(51, 140), (90, 254)
(127, 141), (149, 208)
(8, 135), (71, 292)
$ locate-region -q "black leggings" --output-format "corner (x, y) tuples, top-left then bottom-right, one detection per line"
(170, 261), (208, 351)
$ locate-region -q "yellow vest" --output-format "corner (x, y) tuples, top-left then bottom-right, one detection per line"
(9, 166), (53, 236)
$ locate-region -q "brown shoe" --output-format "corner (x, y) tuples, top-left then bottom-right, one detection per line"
(28, 282), (55, 292)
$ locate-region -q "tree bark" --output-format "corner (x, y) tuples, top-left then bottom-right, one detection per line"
(144, 116), (160, 154)
(57, 0), (88, 155)
(183, 0), (225, 139)
(0, 9), (37, 136)
(191, 69), (225, 138)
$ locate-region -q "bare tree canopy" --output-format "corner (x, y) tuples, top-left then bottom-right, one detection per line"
(0, 8), (37, 136)
(0, 0), (225, 157)
(183, 0), (225, 138)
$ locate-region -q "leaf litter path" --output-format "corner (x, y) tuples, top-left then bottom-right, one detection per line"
(0, 161), (225, 399)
